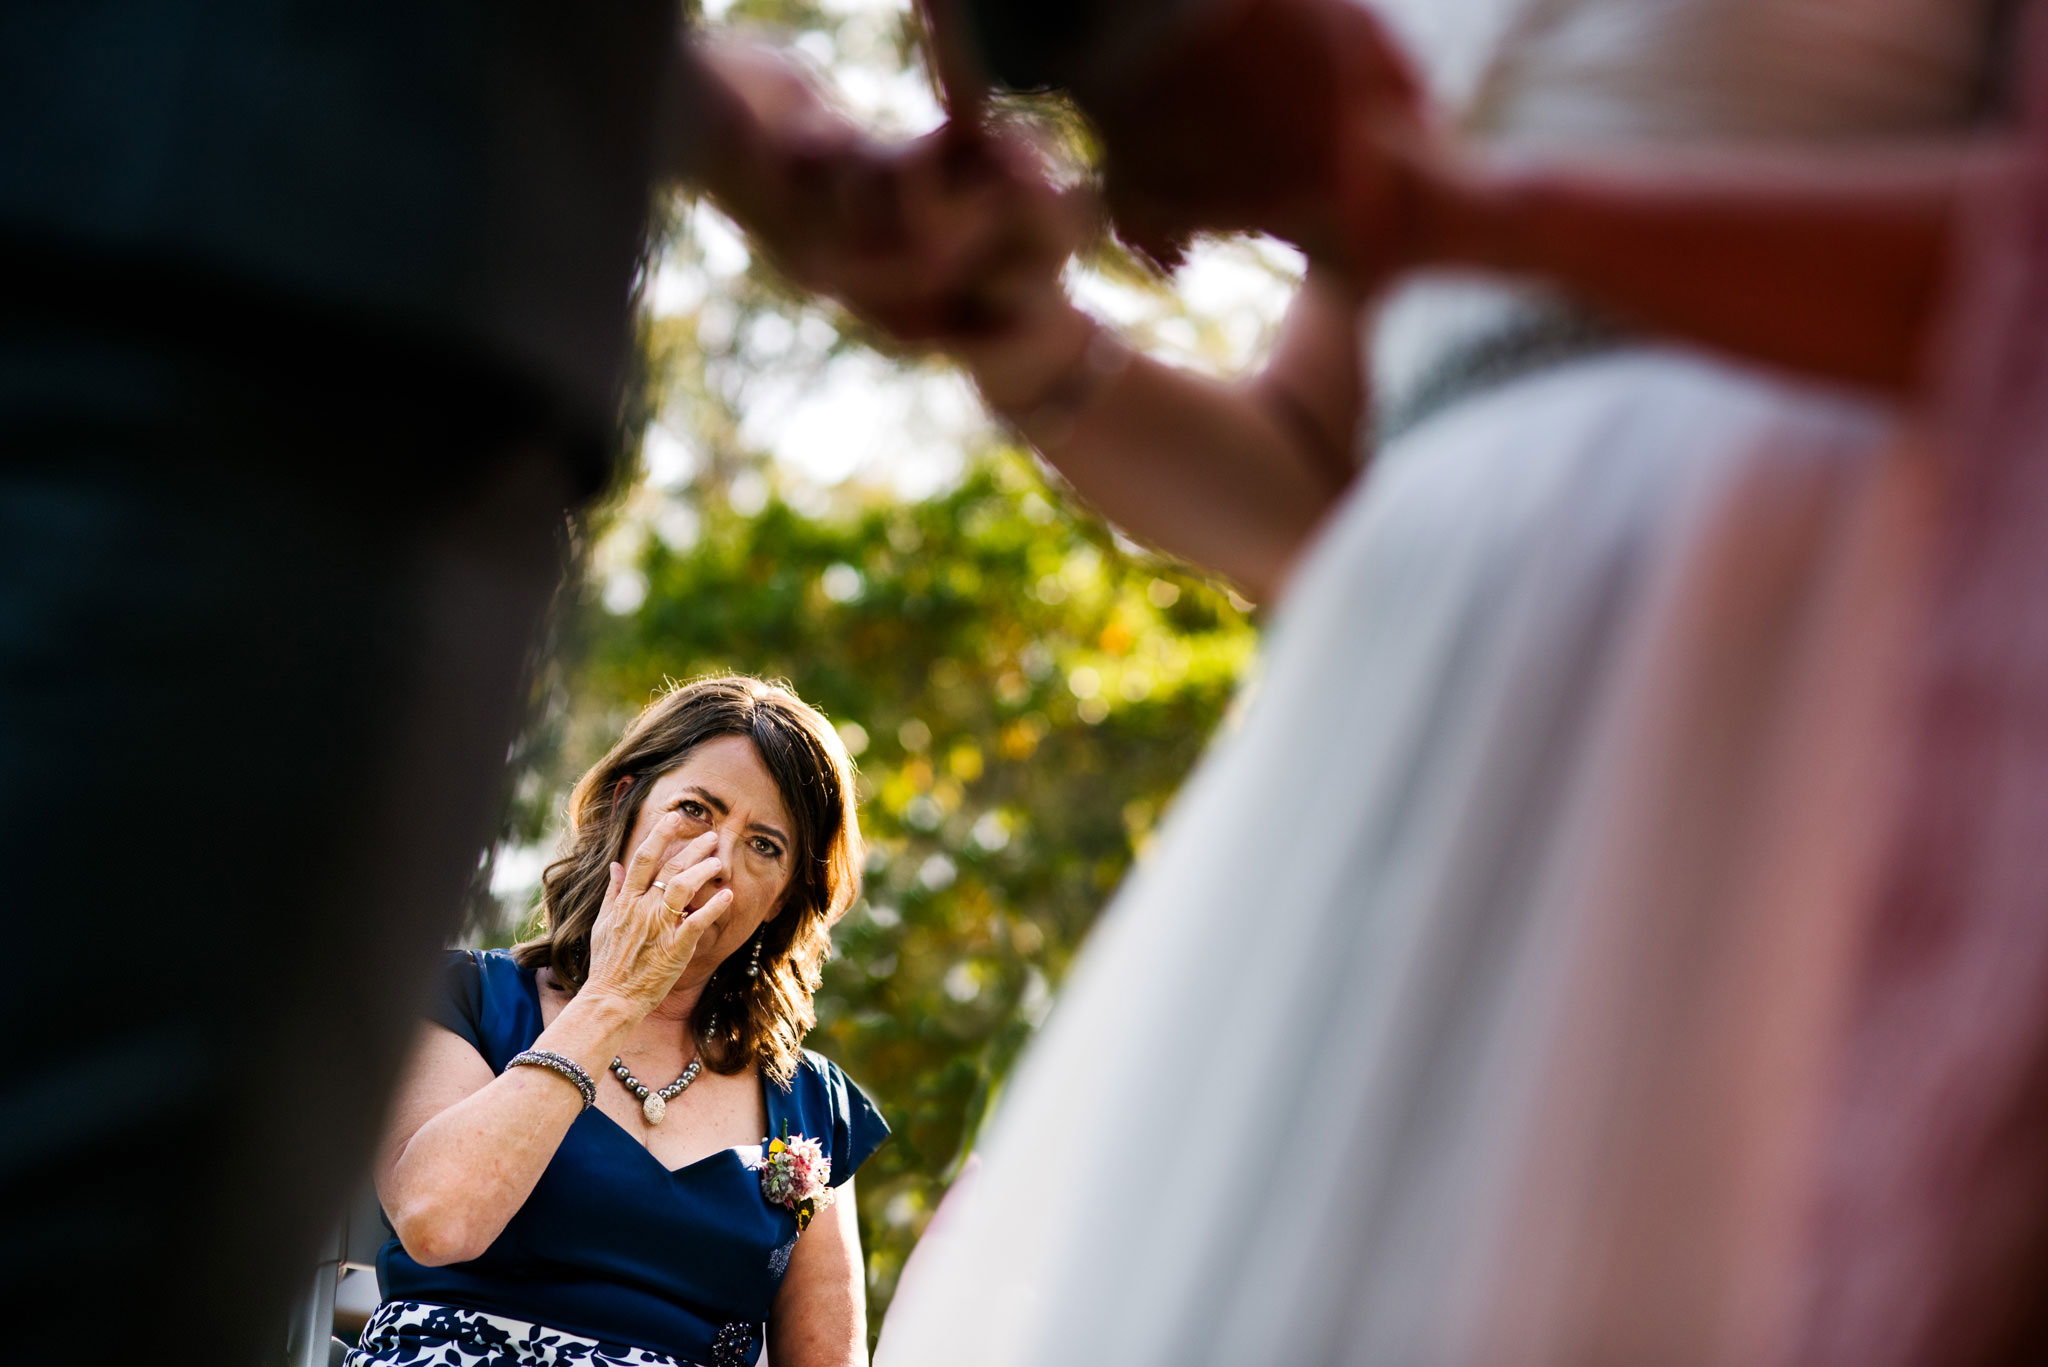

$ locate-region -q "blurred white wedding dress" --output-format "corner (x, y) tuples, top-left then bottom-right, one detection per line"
(876, 2), (1990, 1363)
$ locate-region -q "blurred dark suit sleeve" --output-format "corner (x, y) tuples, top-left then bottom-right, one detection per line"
(0, 2), (686, 1359)
(945, 0), (1215, 91)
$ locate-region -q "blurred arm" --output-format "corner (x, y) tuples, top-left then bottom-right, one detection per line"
(673, 31), (1373, 599)
(676, 37), (875, 259)
(1401, 141), (2016, 395)
(966, 267), (1368, 601)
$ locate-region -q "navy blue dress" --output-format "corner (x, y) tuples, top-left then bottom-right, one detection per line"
(377, 949), (889, 1365)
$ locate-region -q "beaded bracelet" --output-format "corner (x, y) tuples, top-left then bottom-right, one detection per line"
(507, 1049), (595, 1111)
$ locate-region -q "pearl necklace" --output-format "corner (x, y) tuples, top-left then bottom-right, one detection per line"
(609, 1054), (701, 1125)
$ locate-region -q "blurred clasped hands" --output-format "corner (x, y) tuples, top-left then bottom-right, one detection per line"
(696, 38), (1091, 350)
(696, 0), (1446, 374)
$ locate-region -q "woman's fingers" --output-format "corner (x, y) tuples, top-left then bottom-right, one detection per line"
(587, 859), (632, 943)
(672, 855), (726, 912)
(666, 887), (737, 954)
(585, 827), (745, 1010)
(655, 856), (729, 918)
(650, 834), (724, 913)
(619, 810), (686, 900)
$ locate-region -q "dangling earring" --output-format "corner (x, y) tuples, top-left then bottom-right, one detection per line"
(747, 931), (763, 979)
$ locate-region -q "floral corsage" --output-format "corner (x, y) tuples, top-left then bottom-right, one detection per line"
(760, 1120), (835, 1231)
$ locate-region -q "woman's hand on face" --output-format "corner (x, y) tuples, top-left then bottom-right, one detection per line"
(580, 816), (736, 1018)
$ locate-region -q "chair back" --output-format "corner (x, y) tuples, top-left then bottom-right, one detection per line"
(285, 1180), (386, 1367)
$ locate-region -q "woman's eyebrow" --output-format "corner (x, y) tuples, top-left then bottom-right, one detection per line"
(680, 785), (728, 815)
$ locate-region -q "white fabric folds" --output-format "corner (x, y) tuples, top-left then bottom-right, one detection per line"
(879, 351), (1919, 1365)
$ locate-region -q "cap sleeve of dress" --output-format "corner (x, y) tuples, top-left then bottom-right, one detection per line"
(802, 1051), (890, 1188)
(426, 948), (486, 1053)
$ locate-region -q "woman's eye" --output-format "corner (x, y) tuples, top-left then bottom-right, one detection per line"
(677, 800), (708, 822)
(751, 837), (782, 859)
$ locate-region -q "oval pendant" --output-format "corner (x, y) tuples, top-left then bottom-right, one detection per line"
(642, 1092), (666, 1126)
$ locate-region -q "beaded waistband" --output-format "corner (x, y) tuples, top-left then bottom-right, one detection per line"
(1372, 299), (1631, 449)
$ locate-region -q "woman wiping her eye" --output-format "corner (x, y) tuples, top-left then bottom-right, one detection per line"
(359, 675), (886, 1367)
(671, 796), (786, 861)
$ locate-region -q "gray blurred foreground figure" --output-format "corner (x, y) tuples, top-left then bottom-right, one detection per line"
(0, 4), (962, 1360)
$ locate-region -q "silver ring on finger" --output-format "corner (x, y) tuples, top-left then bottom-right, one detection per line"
(651, 879), (670, 893)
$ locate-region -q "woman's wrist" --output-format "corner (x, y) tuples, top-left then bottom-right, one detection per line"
(507, 1050), (597, 1109)
(963, 296), (1132, 448)
(532, 987), (641, 1075)
(962, 294), (1097, 410)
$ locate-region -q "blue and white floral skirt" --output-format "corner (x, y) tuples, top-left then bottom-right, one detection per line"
(347, 1299), (715, 1367)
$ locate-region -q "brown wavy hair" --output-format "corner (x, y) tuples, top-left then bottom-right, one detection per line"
(515, 676), (862, 1085)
